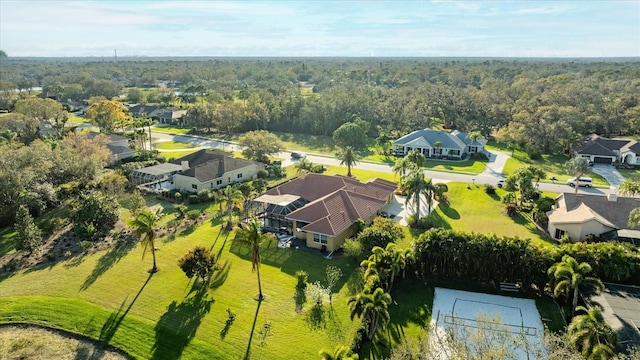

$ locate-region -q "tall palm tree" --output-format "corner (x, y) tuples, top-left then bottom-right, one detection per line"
(318, 344), (359, 360)
(400, 248), (414, 279)
(565, 157), (591, 195)
(392, 156), (416, 180)
(526, 165), (547, 188)
(629, 208), (640, 229)
(467, 131), (482, 144)
(129, 208), (162, 273)
(617, 179), (640, 197)
(401, 169), (433, 222)
(548, 255), (604, 317)
(348, 287), (392, 340)
(236, 216), (274, 300)
(432, 141), (442, 158)
(294, 157), (312, 175)
(406, 149), (426, 167)
(337, 146), (359, 177)
(221, 185), (244, 229)
(568, 306), (617, 359)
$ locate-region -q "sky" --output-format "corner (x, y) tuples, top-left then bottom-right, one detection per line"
(1, 0), (639, 58)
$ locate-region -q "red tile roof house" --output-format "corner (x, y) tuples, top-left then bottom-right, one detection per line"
(252, 173), (397, 252)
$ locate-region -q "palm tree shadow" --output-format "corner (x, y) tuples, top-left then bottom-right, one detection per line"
(244, 300), (262, 360)
(81, 240), (136, 291)
(151, 286), (214, 360)
(210, 259), (231, 289)
(99, 272), (153, 342)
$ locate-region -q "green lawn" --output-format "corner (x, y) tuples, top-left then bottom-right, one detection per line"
(157, 149), (200, 160)
(428, 183), (554, 248)
(151, 126), (191, 135)
(618, 167), (640, 181)
(502, 149), (609, 186)
(153, 141), (199, 150)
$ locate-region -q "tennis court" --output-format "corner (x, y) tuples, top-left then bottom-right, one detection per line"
(429, 288), (545, 359)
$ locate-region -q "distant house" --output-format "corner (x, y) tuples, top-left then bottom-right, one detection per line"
(86, 132), (136, 164)
(546, 192), (640, 245)
(171, 149), (264, 193)
(252, 173), (397, 252)
(393, 129), (487, 158)
(127, 104), (187, 125)
(576, 134), (640, 165)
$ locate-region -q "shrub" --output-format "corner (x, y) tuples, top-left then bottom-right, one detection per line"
(311, 164), (326, 173)
(504, 203), (517, 216)
(188, 194), (199, 204)
(178, 245), (217, 283)
(472, 152), (488, 161)
(3, 258), (21, 272)
(73, 191), (120, 233)
(174, 192), (182, 201)
(305, 281), (326, 306)
(197, 189), (210, 202)
(484, 184), (496, 195)
(252, 178), (268, 193)
(528, 151), (541, 160)
(532, 210), (548, 227)
(295, 270), (309, 289)
(257, 169), (269, 179)
(14, 205), (42, 253)
(343, 238), (363, 262)
(357, 226), (396, 255)
(186, 209), (201, 220)
(519, 203), (534, 213)
(535, 197), (555, 212)
(46, 253), (56, 262)
(79, 241), (93, 252)
(560, 234), (572, 244)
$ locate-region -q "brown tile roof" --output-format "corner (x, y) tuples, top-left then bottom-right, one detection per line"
(268, 173), (397, 236)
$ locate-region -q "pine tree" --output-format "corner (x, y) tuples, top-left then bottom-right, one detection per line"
(15, 205), (42, 253)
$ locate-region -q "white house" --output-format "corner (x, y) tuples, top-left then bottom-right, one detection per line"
(393, 129), (487, 159)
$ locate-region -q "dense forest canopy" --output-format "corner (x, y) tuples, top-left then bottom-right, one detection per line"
(1, 58), (639, 154)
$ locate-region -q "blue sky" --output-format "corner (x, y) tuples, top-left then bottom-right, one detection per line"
(1, 0), (639, 57)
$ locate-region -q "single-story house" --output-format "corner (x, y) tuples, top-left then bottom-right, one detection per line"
(86, 132), (136, 164)
(547, 192), (640, 244)
(171, 149), (264, 193)
(127, 104), (187, 125)
(252, 173), (397, 252)
(576, 134), (640, 165)
(393, 129), (487, 159)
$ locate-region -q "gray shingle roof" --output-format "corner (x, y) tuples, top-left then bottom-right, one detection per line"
(562, 193), (640, 230)
(394, 129), (486, 150)
(171, 149), (259, 183)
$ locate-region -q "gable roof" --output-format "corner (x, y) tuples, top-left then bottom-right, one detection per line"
(554, 193), (640, 230)
(128, 104), (159, 116)
(628, 142), (640, 154)
(86, 132), (128, 143)
(576, 141), (616, 157)
(394, 128), (487, 150)
(153, 107), (187, 119)
(265, 173), (396, 237)
(171, 149), (259, 183)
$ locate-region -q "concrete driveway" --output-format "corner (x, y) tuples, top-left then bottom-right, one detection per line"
(591, 164), (625, 189)
(383, 194), (438, 226)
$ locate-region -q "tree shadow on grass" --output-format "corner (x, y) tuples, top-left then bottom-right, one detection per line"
(209, 259), (231, 289)
(244, 300), (262, 360)
(80, 240), (136, 291)
(428, 209), (452, 230)
(99, 272), (153, 342)
(294, 287), (306, 312)
(438, 203), (460, 220)
(305, 304), (326, 331)
(151, 286), (214, 360)
(347, 269), (365, 296)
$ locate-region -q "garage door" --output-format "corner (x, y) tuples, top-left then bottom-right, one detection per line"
(593, 157), (612, 164)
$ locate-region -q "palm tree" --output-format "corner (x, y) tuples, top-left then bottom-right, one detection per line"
(294, 157), (312, 175)
(129, 208), (162, 273)
(318, 344), (359, 360)
(337, 146), (359, 177)
(348, 287), (392, 340)
(235, 216), (274, 300)
(629, 208), (640, 229)
(618, 179), (640, 197)
(565, 157), (591, 195)
(526, 165), (547, 188)
(548, 255), (604, 317)
(568, 306), (617, 359)
(221, 185), (244, 229)
(406, 149), (426, 167)
(401, 169), (432, 222)
(432, 141), (442, 158)
(467, 131), (482, 144)
(400, 248), (414, 279)
(392, 156), (416, 180)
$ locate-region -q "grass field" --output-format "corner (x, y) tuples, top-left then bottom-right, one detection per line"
(501, 149), (609, 186)
(151, 126), (191, 135)
(428, 183), (553, 247)
(153, 141), (199, 150)
(156, 149), (200, 160)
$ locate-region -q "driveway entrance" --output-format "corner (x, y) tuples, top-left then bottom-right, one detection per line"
(591, 164), (624, 188)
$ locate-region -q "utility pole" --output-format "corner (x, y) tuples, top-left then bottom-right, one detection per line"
(114, 49), (117, 61)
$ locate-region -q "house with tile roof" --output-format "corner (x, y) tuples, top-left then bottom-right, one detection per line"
(576, 134), (640, 165)
(253, 173), (397, 252)
(393, 129), (487, 159)
(547, 192), (640, 244)
(172, 149), (264, 193)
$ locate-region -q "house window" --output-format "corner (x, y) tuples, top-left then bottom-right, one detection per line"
(191, 184), (198, 190)
(555, 229), (566, 240)
(216, 179), (223, 185)
(449, 150), (460, 156)
(313, 233), (328, 245)
(237, 173), (243, 179)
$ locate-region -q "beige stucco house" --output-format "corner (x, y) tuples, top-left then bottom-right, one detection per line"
(547, 192), (640, 243)
(253, 173), (397, 252)
(171, 149), (263, 193)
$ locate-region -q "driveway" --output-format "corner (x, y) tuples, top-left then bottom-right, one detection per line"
(591, 164), (625, 189)
(383, 194), (437, 226)
(481, 150), (510, 178)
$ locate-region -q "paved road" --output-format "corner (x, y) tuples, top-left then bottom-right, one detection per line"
(151, 131), (618, 196)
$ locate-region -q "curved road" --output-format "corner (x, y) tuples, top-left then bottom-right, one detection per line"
(151, 131), (618, 197)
